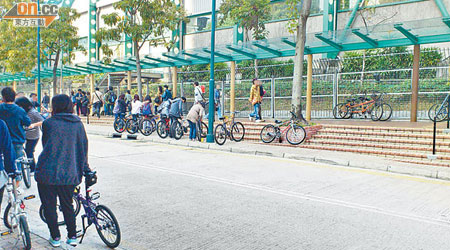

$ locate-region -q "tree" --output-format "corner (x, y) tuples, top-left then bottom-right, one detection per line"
(96, 0), (186, 99)
(40, 7), (84, 96)
(0, 1), (37, 77)
(287, 0), (312, 122)
(219, 0), (271, 77)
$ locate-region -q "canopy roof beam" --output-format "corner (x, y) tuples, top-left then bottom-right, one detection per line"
(252, 43), (282, 56)
(203, 48), (233, 61)
(282, 38), (296, 47)
(65, 66), (92, 74)
(163, 54), (192, 64)
(443, 17), (450, 28)
(352, 29), (378, 47)
(74, 65), (102, 73)
(87, 62), (115, 71)
(394, 24), (418, 44)
(315, 34), (343, 50)
(129, 58), (157, 67)
(226, 45), (256, 59)
(113, 59), (136, 67)
(144, 56), (175, 66)
(182, 52), (210, 62)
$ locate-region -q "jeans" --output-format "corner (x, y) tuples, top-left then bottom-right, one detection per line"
(13, 143), (24, 171)
(249, 103), (261, 120)
(38, 184), (77, 239)
(115, 113), (125, 120)
(188, 120), (196, 140)
(93, 102), (101, 118)
(76, 102), (82, 116)
(25, 139), (39, 172)
(217, 104), (223, 119)
(107, 104), (114, 116)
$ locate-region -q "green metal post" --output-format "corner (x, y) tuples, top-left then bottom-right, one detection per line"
(434, 0), (450, 17)
(37, 0), (41, 111)
(206, 0), (217, 143)
(89, 0), (97, 62)
(344, 0), (363, 30)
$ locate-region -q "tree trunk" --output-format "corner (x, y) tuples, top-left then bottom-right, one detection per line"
(291, 0), (312, 122)
(134, 41), (143, 100)
(52, 49), (61, 97)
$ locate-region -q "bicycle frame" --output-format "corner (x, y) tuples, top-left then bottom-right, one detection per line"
(346, 99), (375, 114)
(76, 185), (101, 244)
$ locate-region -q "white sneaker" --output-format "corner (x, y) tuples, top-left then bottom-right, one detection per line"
(255, 119), (262, 123)
(248, 115), (254, 122)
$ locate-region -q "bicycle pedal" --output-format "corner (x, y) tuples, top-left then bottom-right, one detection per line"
(1, 231), (11, 236)
(24, 195), (35, 200)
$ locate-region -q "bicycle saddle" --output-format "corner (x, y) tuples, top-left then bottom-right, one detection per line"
(219, 117), (225, 120)
(275, 120), (283, 124)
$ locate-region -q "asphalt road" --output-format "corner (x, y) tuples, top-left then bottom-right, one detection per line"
(5, 134), (450, 249)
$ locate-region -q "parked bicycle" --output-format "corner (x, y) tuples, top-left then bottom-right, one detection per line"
(428, 94), (450, 122)
(38, 172), (121, 248)
(333, 92), (392, 121)
(214, 111), (245, 145)
(139, 114), (158, 136)
(175, 119), (208, 141)
(260, 111), (306, 145)
(15, 149), (32, 189)
(156, 115), (171, 139)
(2, 171), (34, 250)
(113, 114), (131, 133)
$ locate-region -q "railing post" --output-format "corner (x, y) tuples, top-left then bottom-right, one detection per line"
(332, 71), (338, 109)
(433, 120), (437, 155)
(271, 76), (275, 118)
(221, 80), (225, 116)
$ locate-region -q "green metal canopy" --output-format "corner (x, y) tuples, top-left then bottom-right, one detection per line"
(1, 17), (450, 83)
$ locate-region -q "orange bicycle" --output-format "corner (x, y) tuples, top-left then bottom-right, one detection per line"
(333, 92), (392, 121)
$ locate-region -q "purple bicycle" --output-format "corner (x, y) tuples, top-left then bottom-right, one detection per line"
(39, 172), (121, 248)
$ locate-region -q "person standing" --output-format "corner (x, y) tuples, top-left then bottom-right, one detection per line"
(258, 81), (266, 122)
(74, 89), (83, 116)
(30, 93), (40, 109)
(214, 84), (223, 119)
(186, 102), (205, 141)
(0, 119), (17, 213)
(0, 87), (31, 166)
(248, 78), (262, 122)
(15, 97), (44, 173)
(154, 86), (163, 114)
(194, 82), (204, 104)
(113, 94), (127, 120)
(104, 87), (116, 116)
(125, 90), (132, 112)
(35, 94), (92, 247)
(168, 97), (186, 138)
(91, 87), (103, 119)
(162, 85), (172, 102)
(42, 92), (50, 110)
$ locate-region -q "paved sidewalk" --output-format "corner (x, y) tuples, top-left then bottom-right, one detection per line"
(84, 124), (450, 181)
(0, 230), (60, 250)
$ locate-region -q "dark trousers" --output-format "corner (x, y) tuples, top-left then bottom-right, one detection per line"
(25, 139), (39, 172)
(93, 102), (101, 118)
(38, 184), (77, 239)
(76, 102), (82, 116)
(188, 120), (196, 140)
(169, 115), (180, 138)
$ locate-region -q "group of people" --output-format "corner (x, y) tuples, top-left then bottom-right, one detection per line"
(0, 87), (92, 247)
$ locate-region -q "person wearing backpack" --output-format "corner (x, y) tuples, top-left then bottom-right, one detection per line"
(248, 78), (262, 122)
(258, 81), (266, 122)
(142, 96), (153, 117)
(154, 86), (163, 114)
(162, 85), (172, 102)
(91, 87), (103, 119)
(105, 87), (116, 116)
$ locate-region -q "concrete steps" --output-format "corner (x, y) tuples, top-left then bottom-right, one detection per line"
(305, 124), (450, 167)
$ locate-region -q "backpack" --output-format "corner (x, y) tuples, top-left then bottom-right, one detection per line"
(154, 96), (161, 104)
(108, 92), (117, 104)
(259, 85), (265, 97)
(142, 103), (152, 116)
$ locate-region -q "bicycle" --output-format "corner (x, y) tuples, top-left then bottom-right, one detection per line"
(38, 195), (81, 226)
(214, 111), (245, 145)
(180, 119), (208, 141)
(38, 172), (121, 248)
(15, 149), (32, 189)
(260, 111), (306, 145)
(113, 113), (130, 133)
(428, 94), (449, 122)
(2, 171), (34, 250)
(125, 114), (143, 134)
(333, 92), (392, 121)
(139, 115), (158, 136)
(156, 115), (171, 139)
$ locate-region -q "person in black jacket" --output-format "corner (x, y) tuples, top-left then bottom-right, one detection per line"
(35, 94), (92, 247)
(0, 119), (17, 213)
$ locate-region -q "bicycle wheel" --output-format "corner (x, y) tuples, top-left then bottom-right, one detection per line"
(113, 119), (125, 133)
(157, 120), (169, 138)
(172, 120), (184, 140)
(139, 118), (153, 136)
(196, 122), (207, 142)
(126, 119), (138, 134)
(151, 119), (157, 132)
(333, 104), (348, 119)
(380, 103), (393, 121)
(260, 124), (277, 143)
(286, 125), (306, 145)
(22, 162), (31, 189)
(214, 124), (227, 145)
(201, 122), (208, 138)
(428, 104), (439, 121)
(19, 216), (31, 250)
(95, 205), (121, 248)
(39, 197), (81, 226)
(3, 203), (13, 229)
(370, 103), (383, 121)
(231, 122), (245, 142)
(436, 105), (449, 122)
